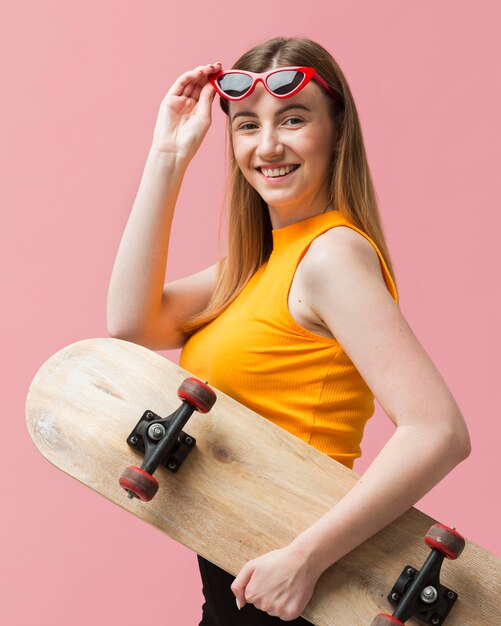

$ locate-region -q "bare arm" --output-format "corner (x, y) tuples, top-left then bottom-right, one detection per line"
(289, 227), (471, 566)
(231, 227), (471, 619)
(106, 62), (221, 349)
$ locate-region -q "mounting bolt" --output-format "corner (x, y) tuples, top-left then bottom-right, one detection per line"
(168, 460), (177, 470)
(432, 617), (440, 625)
(148, 423), (166, 440)
(130, 436), (138, 445)
(447, 591), (456, 599)
(185, 436), (193, 445)
(391, 593), (400, 601)
(421, 586), (439, 604)
(406, 568), (415, 576)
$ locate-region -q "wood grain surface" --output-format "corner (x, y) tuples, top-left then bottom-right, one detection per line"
(26, 338), (500, 625)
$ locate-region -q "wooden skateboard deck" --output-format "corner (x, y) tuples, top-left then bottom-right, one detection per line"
(25, 338), (500, 625)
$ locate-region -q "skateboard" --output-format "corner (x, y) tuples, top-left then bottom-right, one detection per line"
(26, 337), (500, 625)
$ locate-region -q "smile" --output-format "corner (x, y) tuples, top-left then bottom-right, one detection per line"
(258, 164), (299, 178)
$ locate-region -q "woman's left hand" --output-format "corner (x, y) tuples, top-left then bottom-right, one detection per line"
(231, 544), (322, 621)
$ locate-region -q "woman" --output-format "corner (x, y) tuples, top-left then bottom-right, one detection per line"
(107, 37), (471, 625)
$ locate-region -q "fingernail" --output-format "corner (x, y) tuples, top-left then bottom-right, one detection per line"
(236, 598), (241, 610)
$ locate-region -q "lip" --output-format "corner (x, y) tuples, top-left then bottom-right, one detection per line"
(257, 164), (301, 184)
(256, 163), (298, 169)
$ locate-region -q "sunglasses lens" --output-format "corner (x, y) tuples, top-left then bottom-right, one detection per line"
(217, 73), (253, 98)
(266, 70), (305, 95)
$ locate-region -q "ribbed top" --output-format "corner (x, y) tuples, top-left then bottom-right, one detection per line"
(179, 210), (398, 468)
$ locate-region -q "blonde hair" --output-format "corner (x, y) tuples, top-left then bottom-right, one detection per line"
(183, 36), (397, 333)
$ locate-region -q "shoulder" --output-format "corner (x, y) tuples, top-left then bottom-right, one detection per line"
(300, 225), (386, 288)
(293, 225), (394, 339)
(296, 227), (469, 442)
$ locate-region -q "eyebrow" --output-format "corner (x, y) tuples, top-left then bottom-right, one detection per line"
(231, 103), (311, 123)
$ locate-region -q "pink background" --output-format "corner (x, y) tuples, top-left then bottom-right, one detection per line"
(3, 1), (500, 624)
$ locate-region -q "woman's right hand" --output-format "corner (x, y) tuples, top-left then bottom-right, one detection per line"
(150, 62), (222, 162)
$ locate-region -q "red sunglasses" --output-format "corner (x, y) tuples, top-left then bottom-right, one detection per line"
(209, 66), (343, 105)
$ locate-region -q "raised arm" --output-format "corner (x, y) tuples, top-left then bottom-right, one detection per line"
(107, 62), (221, 349)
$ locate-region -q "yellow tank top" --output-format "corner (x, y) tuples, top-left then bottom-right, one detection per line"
(179, 210), (398, 468)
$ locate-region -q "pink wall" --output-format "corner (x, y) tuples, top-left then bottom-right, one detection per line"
(3, 1), (500, 624)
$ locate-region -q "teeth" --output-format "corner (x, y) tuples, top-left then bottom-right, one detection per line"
(261, 164), (298, 178)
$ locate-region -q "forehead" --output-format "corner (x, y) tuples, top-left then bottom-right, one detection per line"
(228, 81), (327, 120)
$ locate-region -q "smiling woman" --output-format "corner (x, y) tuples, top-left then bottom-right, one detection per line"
(180, 41), (394, 334)
(107, 35), (471, 626)
(228, 81), (337, 226)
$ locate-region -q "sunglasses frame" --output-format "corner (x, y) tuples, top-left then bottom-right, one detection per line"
(209, 66), (342, 104)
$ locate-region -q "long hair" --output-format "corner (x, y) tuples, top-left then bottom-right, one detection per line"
(182, 36), (397, 334)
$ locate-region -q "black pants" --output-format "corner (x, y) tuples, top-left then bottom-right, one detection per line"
(197, 555), (314, 626)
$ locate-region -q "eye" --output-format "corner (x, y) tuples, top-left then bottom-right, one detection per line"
(284, 117), (303, 125)
(237, 122), (257, 130)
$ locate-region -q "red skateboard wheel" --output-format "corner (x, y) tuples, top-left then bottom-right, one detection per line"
(119, 466), (159, 502)
(178, 377), (217, 413)
(371, 615), (405, 625)
(425, 524), (465, 560)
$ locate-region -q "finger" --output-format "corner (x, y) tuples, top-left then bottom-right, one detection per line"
(186, 62), (222, 101)
(188, 63), (221, 99)
(231, 563), (255, 608)
(171, 63), (221, 98)
(175, 72), (203, 100)
(175, 76), (204, 102)
(190, 79), (215, 104)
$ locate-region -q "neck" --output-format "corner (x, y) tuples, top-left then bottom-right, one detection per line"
(268, 202), (333, 230)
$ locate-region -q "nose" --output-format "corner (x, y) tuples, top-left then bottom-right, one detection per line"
(256, 124), (285, 161)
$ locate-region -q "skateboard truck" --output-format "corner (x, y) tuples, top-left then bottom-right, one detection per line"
(126, 410), (196, 473)
(371, 524), (465, 626)
(119, 377), (217, 502)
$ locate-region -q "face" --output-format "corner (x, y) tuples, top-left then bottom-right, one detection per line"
(228, 80), (338, 226)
